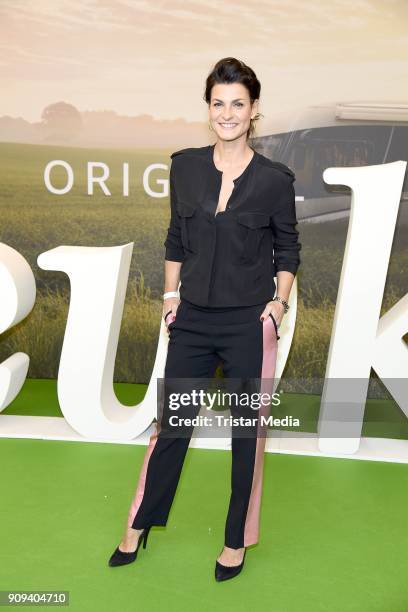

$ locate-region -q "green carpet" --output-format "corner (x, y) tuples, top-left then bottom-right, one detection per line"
(0, 437), (408, 611)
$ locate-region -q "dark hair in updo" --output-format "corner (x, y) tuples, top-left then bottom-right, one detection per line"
(203, 57), (262, 139)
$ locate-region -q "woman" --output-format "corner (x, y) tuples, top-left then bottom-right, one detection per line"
(108, 57), (301, 582)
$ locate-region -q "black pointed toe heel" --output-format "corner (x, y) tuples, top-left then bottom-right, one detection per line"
(214, 548), (246, 582)
(108, 526), (151, 567)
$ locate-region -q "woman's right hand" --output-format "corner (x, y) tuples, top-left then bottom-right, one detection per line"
(163, 297), (180, 332)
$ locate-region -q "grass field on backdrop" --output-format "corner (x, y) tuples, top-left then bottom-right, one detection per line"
(0, 141), (406, 401)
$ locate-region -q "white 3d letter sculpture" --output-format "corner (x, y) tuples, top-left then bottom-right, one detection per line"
(37, 244), (169, 441)
(318, 161), (407, 454)
(0, 244), (36, 411)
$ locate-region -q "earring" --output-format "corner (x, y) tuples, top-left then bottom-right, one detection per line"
(208, 121), (213, 131)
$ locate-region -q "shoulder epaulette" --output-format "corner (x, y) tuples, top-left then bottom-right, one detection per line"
(170, 147), (200, 159)
(258, 155), (295, 179)
(270, 161), (295, 179)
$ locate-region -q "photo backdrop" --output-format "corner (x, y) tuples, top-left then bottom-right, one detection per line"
(0, 0), (407, 438)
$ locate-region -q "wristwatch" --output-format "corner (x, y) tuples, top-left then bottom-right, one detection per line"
(273, 295), (290, 313)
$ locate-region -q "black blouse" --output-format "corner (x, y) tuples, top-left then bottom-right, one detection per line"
(164, 143), (301, 307)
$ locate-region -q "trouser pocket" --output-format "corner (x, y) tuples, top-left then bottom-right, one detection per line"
(167, 300), (187, 329)
(164, 306), (178, 329)
(268, 313), (280, 340)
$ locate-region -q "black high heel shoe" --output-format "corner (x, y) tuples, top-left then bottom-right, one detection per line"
(215, 548), (246, 582)
(108, 526), (151, 567)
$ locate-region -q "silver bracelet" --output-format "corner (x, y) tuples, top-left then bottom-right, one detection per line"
(163, 291), (179, 300)
(273, 295), (290, 313)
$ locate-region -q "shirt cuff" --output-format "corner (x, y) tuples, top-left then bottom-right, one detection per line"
(165, 247), (185, 262)
(275, 261), (299, 275)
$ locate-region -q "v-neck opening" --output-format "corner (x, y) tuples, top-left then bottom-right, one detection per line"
(210, 144), (257, 217)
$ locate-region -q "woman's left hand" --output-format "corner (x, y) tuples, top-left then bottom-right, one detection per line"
(260, 300), (285, 326)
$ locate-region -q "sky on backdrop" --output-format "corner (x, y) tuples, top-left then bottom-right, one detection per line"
(0, 0), (407, 129)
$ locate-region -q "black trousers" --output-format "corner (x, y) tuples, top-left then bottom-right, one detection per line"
(127, 298), (279, 549)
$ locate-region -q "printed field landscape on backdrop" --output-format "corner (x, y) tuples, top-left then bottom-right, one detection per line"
(0, 141), (406, 389)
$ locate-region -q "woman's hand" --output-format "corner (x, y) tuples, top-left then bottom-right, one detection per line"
(163, 297), (180, 332)
(260, 300), (285, 326)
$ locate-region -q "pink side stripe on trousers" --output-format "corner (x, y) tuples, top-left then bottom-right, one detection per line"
(243, 315), (278, 546)
(127, 421), (161, 528)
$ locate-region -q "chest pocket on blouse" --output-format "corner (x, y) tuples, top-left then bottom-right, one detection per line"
(177, 201), (198, 254)
(236, 212), (271, 264)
